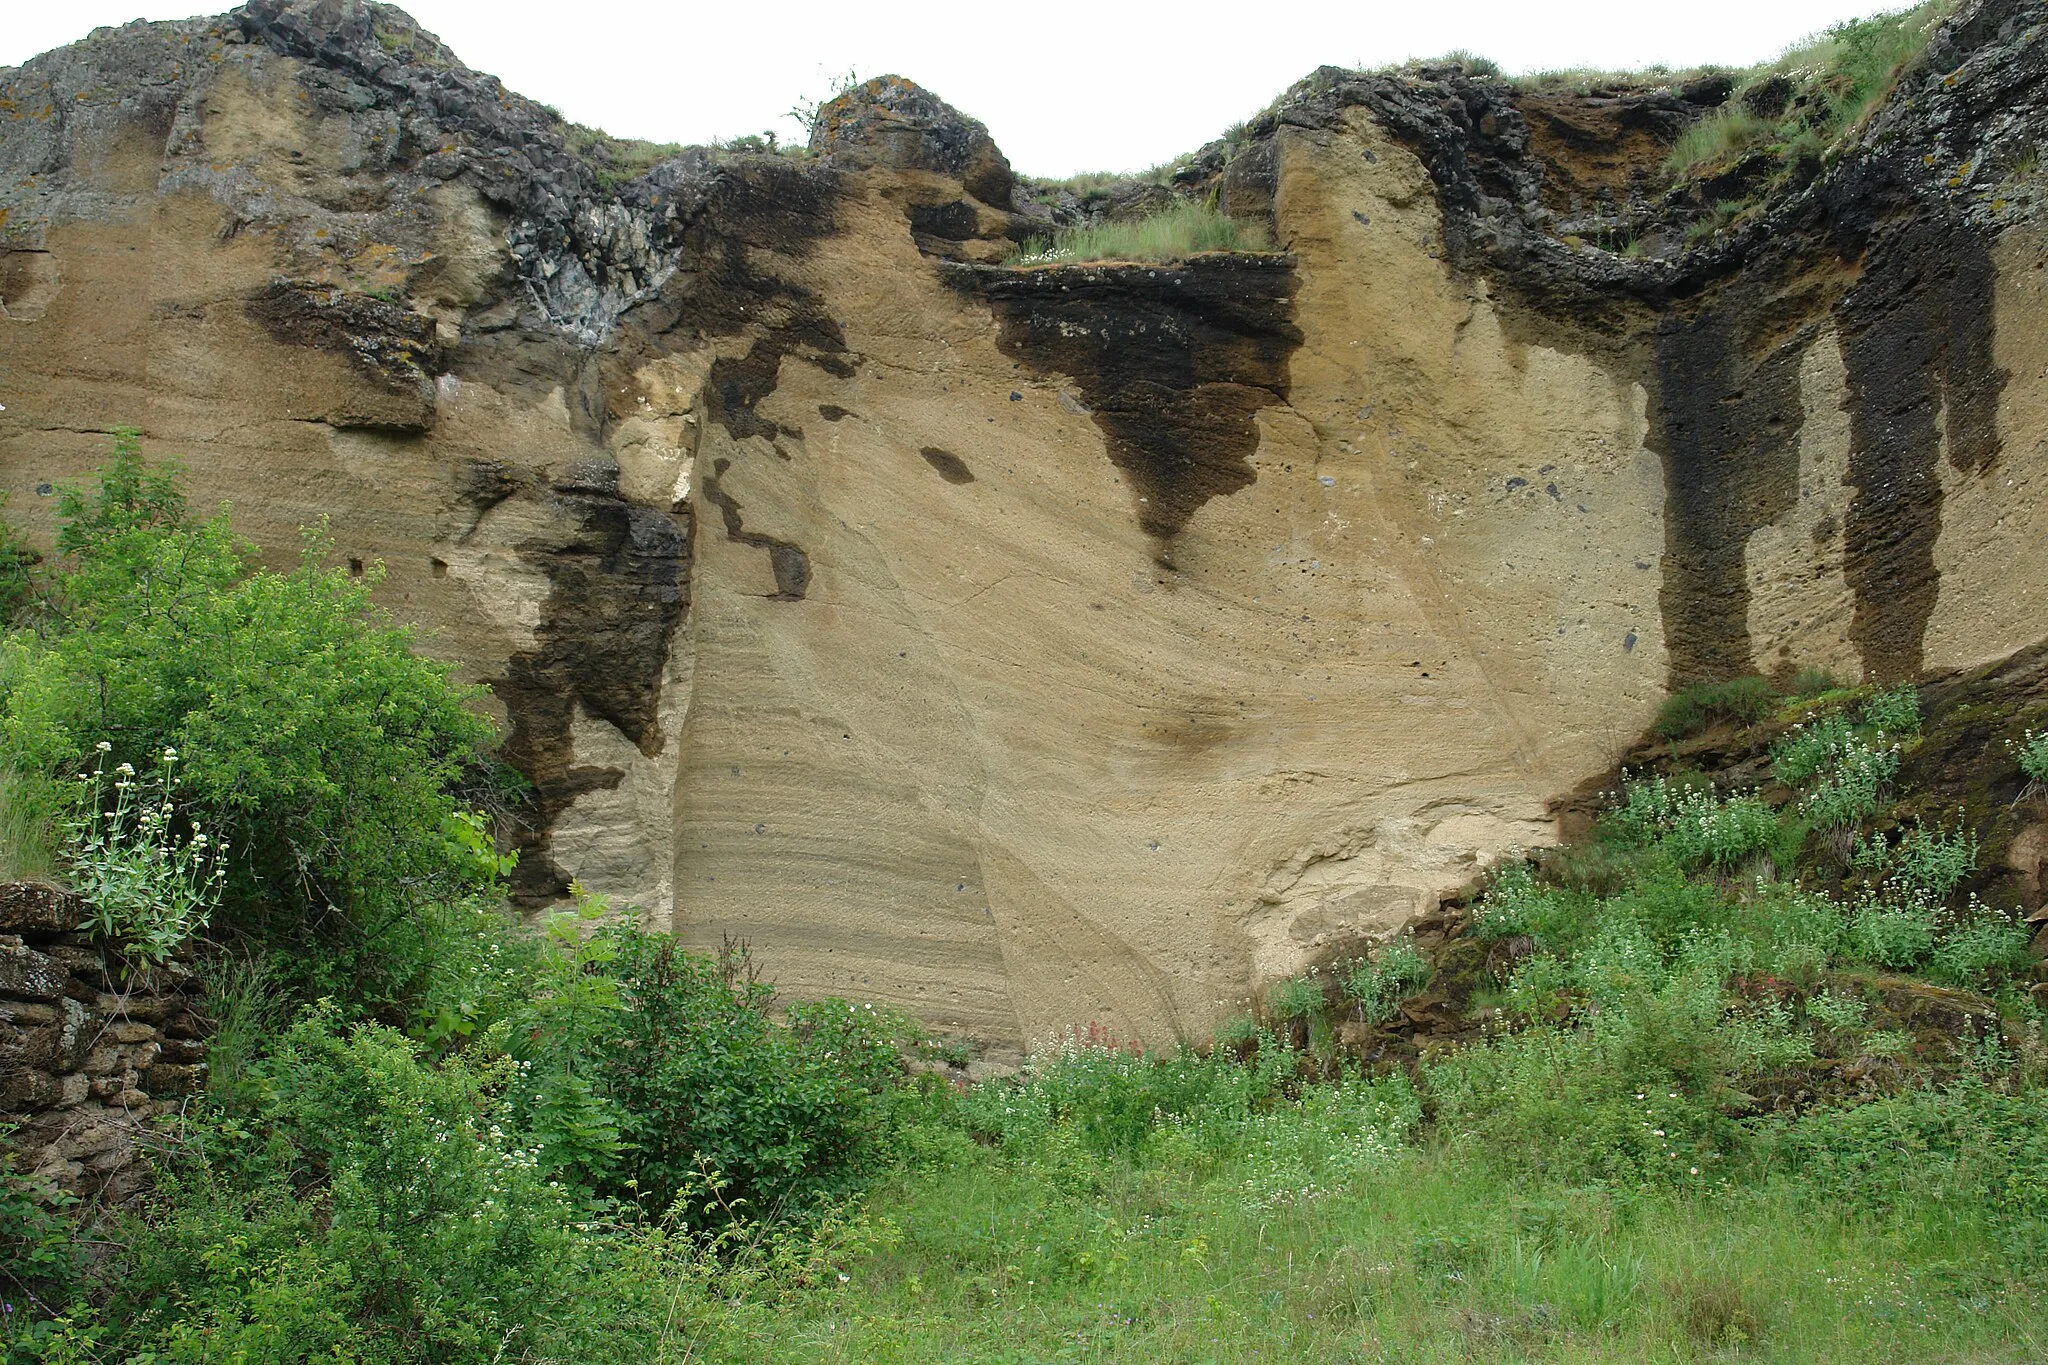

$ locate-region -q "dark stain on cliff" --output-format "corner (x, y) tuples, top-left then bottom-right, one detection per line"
(1647, 303), (1808, 688)
(490, 482), (691, 905)
(1828, 185), (2008, 680)
(246, 280), (440, 430)
(701, 458), (811, 600)
(964, 254), (1300, 559)
(920, 447), (975, 483)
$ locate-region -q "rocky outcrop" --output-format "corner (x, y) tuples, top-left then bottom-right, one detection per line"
(0, 885), (207, 1201)
(4, 0), (2048, 1052)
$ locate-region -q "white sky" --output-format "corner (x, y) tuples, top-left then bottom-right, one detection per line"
(5, 2), (1915, 176)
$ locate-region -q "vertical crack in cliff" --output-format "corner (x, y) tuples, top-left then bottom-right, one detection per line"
(1834, 206), (2007, 680)
(969, 255), (1302, 565)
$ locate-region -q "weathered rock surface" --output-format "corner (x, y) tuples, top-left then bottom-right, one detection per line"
(4, 0), (2047, 1054)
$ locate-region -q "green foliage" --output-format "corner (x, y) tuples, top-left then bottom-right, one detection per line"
(0, 498), (36, 627)
(2008, 726), (2048, 785)
(1859, 682), (1921, 736)
(1665, 2), (1955, 187)
(1852, 820), (1977, 904)
(1924, 900), (2031, 989)
(1770, 1077), (2048, 1255)
(1772, 709), (1901, 830)
(1266, 974), (1323, 1022)
(1770, 710), (1856, 784)
(1009, 200), (1271, 266)
(1430, 49), (1503, 78)
(1342, 939), (1432, 1025)
(1594, 776), (1800, 877)
(1653, 675), (1775, 740)
(60, 745), (224, 961)
(1844, 893), (1937, 969)
(92, 1010), (590, 1362)
(1787, 665), (1844, 699)
(0, 1150), (81, 1317)
(956, 1027), (1309, 1160)
(2, 439), (501, 997)
(586, 925), (917, 1221)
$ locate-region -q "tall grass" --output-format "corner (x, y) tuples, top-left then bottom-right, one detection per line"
(1008, 200), (1272, 266)
(1665, 1), (1954, 179)
(0, 639), (62, 885)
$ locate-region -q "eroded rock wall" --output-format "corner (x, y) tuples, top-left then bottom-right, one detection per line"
(4, 0), (2046, 1052)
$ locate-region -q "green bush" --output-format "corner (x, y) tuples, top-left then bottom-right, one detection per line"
(95, 1010), (594, 1363)
(1265, 974), (1323, 1023)
(1788, 666), (1845, 699)
(1799, 737), (1899, 829)
(61, 745), (225, 961)
(1343, 939), (1432, 1025)
(564, 924), (918, 1221)
(1, 438), (501, 997)
(1654, 676), (1776, 740)
(2008, 727), (2048, 786)
(0, 499), (36, 627)
(1859, 683), (1921, 737)
(1769, 1078), (2048, 1255)
(1845, 895), (1937, 970)
(1925, 902), (2031, 989)
(1665, 2), (1953, 185)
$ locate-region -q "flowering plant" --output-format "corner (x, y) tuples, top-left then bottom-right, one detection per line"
(62, 743), (224, 962)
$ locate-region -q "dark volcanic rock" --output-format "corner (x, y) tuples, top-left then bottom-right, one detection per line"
(810, 75), (1015, 209)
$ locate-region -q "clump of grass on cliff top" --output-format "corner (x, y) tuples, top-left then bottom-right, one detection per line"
(1665, 0), (1954, 184)
(1007, 199), (1271, 266)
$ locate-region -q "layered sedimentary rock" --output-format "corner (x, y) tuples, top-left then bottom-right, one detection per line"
(3, 0), (2045, 1053)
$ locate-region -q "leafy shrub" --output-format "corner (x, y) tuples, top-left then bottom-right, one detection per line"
(61, 744), (224, 961)
(96, 1010), (593, 1363)
(1009, 200), (1271, 266)
(1844, 894), (1937, 969)
(1654, 676), (1776, 740)
(1343, 939), (1432, 1025)
(2, 441), (500, 997)
(1601, 777), (1685, 847)
(1472, 861), (1597, 947)
(1798, 737), (1900, 830)
(583, 927), (917, 1221)
(1422, 1011), (1728, 1183)
(0, 499), (36, 626)
(1854, 822), (1977, 904)
(1770, 711), (1856, 784)
(1805, 988), (1869, 1032)
(1266, 974), (1324, 1023)
(1660, 793), (1782, 872)
(2008, 727), (2048, 786)
(1925, 901), (2030, 989)
(958, 1028), (1298, 1159)
(1859, 684), (1921, 737)
(1769, 1077), (2048, 1254)
(0, 1149), (81, 1317)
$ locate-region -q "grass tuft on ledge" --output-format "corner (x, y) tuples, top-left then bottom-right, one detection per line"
(1007, 200), (1272, 266)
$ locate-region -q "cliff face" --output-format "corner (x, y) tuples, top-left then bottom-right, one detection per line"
(3, 0), (2045, 1052)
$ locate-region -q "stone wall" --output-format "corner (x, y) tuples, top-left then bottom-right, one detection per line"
(0, 883), (206, 1200)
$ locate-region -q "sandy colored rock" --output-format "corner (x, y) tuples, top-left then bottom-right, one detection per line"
(3, 1), (2048, 1054)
